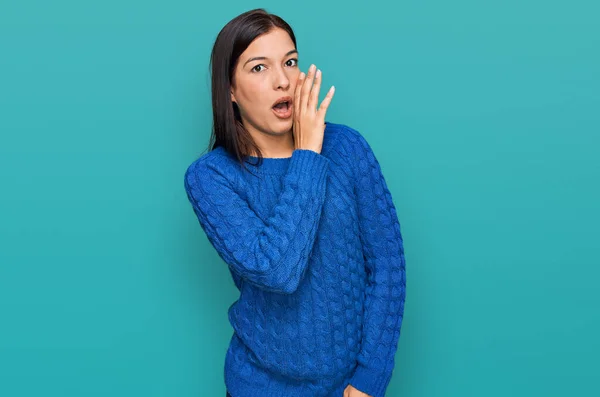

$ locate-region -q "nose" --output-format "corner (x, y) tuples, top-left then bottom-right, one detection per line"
(273, 65), (291, 90)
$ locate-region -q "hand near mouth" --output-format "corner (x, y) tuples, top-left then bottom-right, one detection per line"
(292, 63), (335, 154)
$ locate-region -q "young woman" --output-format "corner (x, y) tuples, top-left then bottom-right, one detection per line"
(184, 8), (407, 397)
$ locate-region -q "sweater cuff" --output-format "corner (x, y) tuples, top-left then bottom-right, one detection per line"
(286, 149), (330, 191)
(348, 363), (393, 397)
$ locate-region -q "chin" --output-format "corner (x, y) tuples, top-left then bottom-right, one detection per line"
(273, 120), (293, 133)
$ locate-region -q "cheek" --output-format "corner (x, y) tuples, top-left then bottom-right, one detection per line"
(241, 81), (270, 110)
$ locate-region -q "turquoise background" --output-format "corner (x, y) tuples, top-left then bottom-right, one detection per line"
(1, 1), (598, 396)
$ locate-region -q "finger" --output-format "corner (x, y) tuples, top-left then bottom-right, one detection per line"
(293, 72), (304, 135)
(294, 71), (304, 118)
(307, 67), (322, 112)
(300, 64), (316, 112)
(317, 85), (335, 119)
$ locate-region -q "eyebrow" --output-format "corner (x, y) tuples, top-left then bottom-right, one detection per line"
(243, 49), (298, 68)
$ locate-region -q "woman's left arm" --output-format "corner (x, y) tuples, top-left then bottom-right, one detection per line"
(345, 126), (407, 397)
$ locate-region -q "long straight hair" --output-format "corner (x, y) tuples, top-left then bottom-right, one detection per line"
(207, 8), (297, 173)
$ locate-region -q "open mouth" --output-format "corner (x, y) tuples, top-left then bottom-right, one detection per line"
(272, 100), (292, 118)
(272, 101), (290, 112)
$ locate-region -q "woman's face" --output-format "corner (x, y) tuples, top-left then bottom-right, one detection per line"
(230, 28), (300, 139)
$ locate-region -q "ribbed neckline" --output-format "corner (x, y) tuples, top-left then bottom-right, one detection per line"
(213, 146), (292, 174)
(243, 153), (292, 174)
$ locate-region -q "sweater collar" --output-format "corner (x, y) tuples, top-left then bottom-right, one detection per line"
(215, 146), (292, 175)
(242, 153), (292, 174)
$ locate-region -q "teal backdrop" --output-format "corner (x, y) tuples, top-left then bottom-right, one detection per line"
(1, 1), (598, 396)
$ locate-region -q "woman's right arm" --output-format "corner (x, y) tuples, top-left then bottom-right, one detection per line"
(184, 148), (330, 295)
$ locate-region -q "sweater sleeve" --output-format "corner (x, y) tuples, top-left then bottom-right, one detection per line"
(346, 127), (407, 397)
(183, 148), (330, 295)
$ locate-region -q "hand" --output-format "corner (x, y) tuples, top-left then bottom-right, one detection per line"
(292, 63), (335, 154)
(344, 384), (372, 397)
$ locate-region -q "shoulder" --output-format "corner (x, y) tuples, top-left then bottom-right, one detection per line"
(323, 121), (374, 165)
(325, 121), (371, 148)
(184, 146), (237, 191)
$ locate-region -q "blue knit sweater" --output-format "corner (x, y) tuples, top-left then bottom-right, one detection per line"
(184, 122), (406, 397)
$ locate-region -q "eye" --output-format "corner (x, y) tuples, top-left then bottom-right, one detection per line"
(251, 58), (299, 73)
(251, 64), (266, 73)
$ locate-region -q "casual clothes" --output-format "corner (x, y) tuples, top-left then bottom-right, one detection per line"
(184, 122), (407, 397)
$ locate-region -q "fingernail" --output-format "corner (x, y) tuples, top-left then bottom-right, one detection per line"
(300, 72), (305, 78)
(316, 69), (321, 78)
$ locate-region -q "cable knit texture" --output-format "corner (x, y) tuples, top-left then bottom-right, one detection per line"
(184, 122), (406, 397)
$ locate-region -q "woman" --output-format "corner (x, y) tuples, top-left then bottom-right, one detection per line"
(184, 8), (407, 397)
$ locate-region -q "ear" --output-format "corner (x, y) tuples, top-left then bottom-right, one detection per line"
(230, 89), (237, 104)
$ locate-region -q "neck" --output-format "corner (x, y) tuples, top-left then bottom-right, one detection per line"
(244, 124), (295, 158)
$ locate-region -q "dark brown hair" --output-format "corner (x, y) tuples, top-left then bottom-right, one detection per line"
(206, 8), (297, 172)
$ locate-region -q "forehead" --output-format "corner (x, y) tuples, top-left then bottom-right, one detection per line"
(242, 28), (295, 59)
